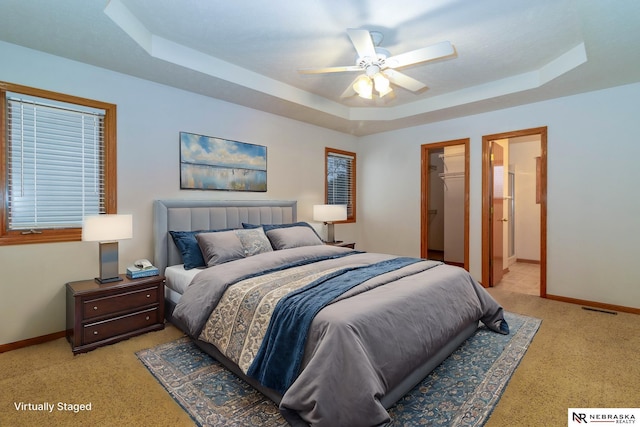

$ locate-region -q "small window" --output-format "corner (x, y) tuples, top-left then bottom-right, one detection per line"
(0, 82), (117, 245)
(325, 147), (356, 222)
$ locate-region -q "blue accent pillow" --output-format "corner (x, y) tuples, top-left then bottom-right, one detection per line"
(169, 229), (234, 270)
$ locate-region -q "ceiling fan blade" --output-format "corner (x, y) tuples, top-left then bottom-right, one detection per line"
(385, 70), (428, 92)
(340, 76), (360, 98)
(347, 28), (377, 60)
(298, 65), (362, 74)
(385, 41), (454, 69)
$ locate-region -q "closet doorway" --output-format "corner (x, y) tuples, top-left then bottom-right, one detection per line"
(481, 127), (547, 296)
(420, 139), (469, 270)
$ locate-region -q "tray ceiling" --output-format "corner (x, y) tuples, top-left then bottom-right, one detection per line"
(1, 0), (639, 135)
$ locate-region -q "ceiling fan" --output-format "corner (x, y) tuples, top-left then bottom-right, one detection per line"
(298, 29), (455, 100)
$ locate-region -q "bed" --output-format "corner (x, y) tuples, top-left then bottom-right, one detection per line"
(153, 199), (508, 427)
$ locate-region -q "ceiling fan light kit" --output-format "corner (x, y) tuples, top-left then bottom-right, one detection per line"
(353, 75), (373, 99)
(373, 73), (392, 96)
(299, 28), (455, 101)
(353, 72), (392, 99)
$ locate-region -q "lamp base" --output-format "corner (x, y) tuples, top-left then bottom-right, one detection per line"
(326, 223), (337, 243)
(97, 241), (122, 284)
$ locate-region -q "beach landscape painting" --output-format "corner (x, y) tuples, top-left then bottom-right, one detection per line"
(180, 132), (267, 192)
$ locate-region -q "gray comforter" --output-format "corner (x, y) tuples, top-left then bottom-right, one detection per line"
(172, 245), (506, 427)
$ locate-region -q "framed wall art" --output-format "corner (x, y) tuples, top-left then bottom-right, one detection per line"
(180, 132), (267, 192)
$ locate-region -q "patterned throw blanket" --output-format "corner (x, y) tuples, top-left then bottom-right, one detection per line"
(199, 263), (346, 371)
(199, 256), (433, 394)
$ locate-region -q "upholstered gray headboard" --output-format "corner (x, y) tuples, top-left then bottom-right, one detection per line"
(153, 199), (297, 274)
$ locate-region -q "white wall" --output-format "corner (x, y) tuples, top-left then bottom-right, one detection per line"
(0, 41), (358, 345)
(2, 40), (639, 345)
(358, 82), (640, 309)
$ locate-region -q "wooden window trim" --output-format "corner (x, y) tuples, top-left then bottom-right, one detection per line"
(325, 147), (356, 223)
(0, 82), (117, 245)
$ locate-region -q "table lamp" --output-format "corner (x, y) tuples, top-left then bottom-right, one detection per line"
(82, 214), (133, 283)
(313, 204), (347, 243)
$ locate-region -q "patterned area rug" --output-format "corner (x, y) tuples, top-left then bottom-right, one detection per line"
(137, 312), (540, 426)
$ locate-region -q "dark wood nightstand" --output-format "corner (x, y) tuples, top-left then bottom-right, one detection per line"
(326, 241), (356, 249)
(66, 275), (165, 354)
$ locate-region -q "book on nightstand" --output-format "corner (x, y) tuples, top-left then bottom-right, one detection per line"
(126, 265), (159, 279)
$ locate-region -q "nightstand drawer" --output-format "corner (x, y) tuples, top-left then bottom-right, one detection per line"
(83, 286), (159, 319)
(83, 307), (159, 345)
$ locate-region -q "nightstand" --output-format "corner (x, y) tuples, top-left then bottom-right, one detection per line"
(66, 275), (165, 354)
(326, 241), (356, 249)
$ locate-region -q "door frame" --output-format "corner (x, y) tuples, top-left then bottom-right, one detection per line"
(421, 138), (470, 270)
(482, 127), (547, 295)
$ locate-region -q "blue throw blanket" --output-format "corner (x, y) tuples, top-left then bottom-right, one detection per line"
(247, 257), (429, 394)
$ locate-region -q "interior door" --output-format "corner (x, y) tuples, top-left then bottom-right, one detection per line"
(491, 142), (504, 285)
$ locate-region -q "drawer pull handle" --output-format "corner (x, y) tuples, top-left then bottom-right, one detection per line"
(145, 316), (150, 321)
(93, 331), (98, 335)
(93, 306), (98, 310)
(146, 294), (150, 298)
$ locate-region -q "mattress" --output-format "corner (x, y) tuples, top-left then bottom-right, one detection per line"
(164, 264), (200, 303)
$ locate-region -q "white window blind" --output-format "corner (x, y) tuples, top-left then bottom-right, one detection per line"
(6, 94), (106, 230)
(326, 151), (354, 218)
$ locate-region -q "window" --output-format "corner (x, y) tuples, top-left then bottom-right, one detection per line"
(0, 82), (117, 245)
(325, 147), (356, 222)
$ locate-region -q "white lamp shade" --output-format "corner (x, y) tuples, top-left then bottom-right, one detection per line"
(313, 205), (347, 223)
(82, 214), (133, 242)
(374, 73), (393, 97)
(353, 75), (373, 99)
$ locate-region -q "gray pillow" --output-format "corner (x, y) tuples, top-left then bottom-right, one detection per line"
(235, 227), (273, 256)
(266, 226), (324, 250)
(196, 230), (245, 267)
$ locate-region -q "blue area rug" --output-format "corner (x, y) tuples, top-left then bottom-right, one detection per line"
(137, 312), (540, 426)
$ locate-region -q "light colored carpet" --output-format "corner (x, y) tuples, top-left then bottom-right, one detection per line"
(485, 287), (640, 427)
(1, 288), (638, 426)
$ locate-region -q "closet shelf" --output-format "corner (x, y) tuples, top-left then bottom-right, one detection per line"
(438, 152), (465, 159)
(438, 172), (465, 180)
